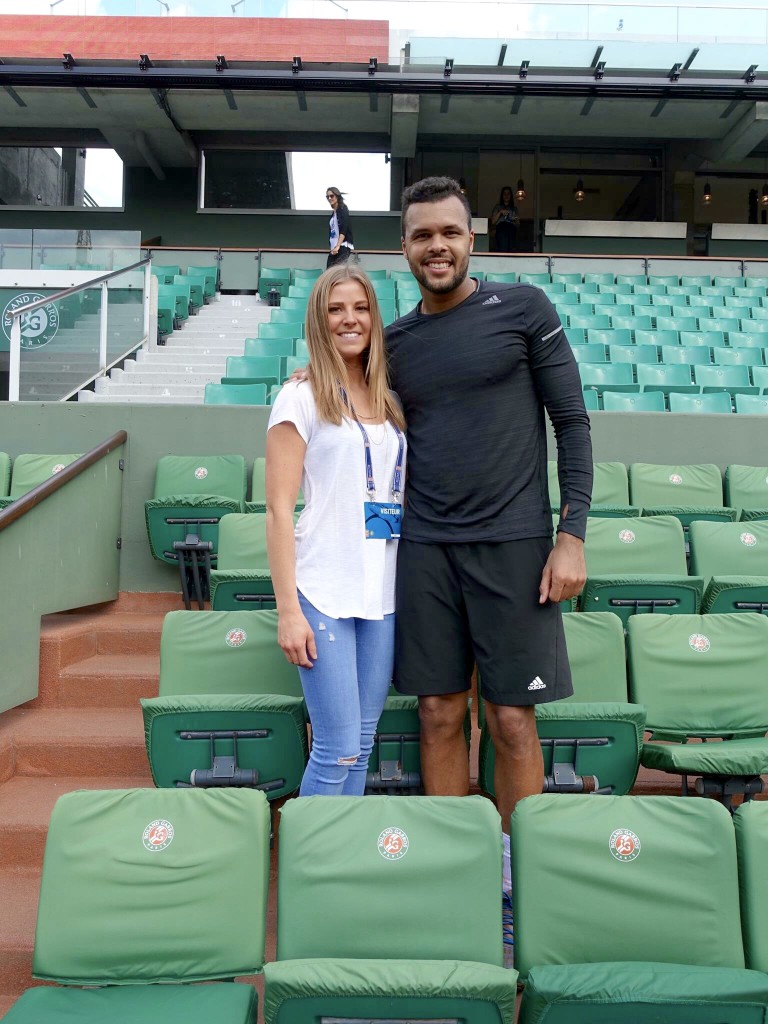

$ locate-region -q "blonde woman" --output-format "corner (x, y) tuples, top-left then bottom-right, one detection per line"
(266, 265), (406, 796)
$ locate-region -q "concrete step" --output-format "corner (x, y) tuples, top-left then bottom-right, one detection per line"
(0, 707), (149, 778)
(56, 653), (159, 708)
(79, 392), (205, 403)
(92, 382), (206, 398)
(156, 346), (244, 356)
(131, 358), (228, 371)
(105, 370), (223, 388)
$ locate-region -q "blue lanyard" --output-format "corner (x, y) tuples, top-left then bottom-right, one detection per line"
(339, 385), (404, 500)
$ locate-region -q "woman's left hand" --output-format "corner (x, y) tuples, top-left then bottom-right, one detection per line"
(331, 245), (340, 255)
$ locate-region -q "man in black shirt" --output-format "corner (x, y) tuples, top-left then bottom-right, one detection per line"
(387, 177), (592, 857)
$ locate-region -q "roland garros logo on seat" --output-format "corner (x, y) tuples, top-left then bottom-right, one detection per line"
(669, 473), (683, 485)
(740, 532), (757, 547)
(609, 828), (640, 862)
(194, 467), (209, 480)
(378, 827), (409, 861)
(688, 633), (711, 653)
(226, 628), (247, 648)
(618, 529), (636, 544)
(142, 819), (174, 852)
(2, 293), (60, 349)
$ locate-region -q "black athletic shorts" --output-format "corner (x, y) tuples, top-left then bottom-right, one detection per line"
(394, 536), (573, 707)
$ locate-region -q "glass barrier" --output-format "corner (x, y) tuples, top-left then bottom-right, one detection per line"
(0, 230), (141, 274)
(106, 272), (146, 367)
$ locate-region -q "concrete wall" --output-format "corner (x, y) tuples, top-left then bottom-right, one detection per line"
(0, 401), (766, 596)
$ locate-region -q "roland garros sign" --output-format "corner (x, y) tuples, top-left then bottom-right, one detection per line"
(2, 293), (60, 349)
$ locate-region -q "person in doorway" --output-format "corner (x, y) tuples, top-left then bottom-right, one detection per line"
(387, 176), (592, 912)
(490, 185), (520, 252)
(266, 264), (406, 796)
(325, 187), (355, 268)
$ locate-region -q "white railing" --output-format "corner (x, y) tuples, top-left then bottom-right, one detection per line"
(7, 258), (152, 402)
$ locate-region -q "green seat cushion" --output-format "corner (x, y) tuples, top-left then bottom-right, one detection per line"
(9, 454), (81, 498)
(741, 508), (768, 522)
(735, 801), (768, 973)
(480, 703), (645, 797)
(3, 981), (257, 1024)
(581, 575), (704, 623)
(210, 570), (275, 610)
(642, 737), (768, 775)
(277, 796), (503, 966)
(153, 455), (247, 501)
(33, 788), (270, 985)
(0, 452), (10, 496)
(141, 693), (308, 797)
(0, 496), (13, 511)
(159, 609), (303, 699)
(641, 505), (739, 525)
(264, 959), (517, 1024)
(512, 795), (745, 982)
(702, 576), (768, 614)
(587, 504), (640, 518)
(144, 495), (243, 563)
(519, 962), (768, 1024)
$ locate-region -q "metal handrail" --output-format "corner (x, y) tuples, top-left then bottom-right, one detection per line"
(0, 430), (128, 532)
(7, 258), (152, 403)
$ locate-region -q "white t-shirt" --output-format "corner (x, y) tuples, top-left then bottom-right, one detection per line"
(267, 380), (406, 620)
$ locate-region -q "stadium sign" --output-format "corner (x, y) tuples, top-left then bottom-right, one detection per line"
(2, 292), (60, 349)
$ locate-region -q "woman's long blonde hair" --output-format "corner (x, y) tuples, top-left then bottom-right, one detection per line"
(305, 264), (405, 431)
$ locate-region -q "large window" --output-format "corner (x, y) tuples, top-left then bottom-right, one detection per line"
(0, 147), (123, 209)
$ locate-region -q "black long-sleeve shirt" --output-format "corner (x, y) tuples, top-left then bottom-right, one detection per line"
(385, 280), (593, 543)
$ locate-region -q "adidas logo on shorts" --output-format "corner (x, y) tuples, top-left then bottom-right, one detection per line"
(528, 676), (546, 690)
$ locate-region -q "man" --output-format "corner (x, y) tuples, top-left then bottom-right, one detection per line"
(385, 176), (592, 888)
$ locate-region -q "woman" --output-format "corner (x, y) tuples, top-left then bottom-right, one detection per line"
(490, 185), (520, 253)
(266, 264), (406, 796)
(325, 187), (355, 268)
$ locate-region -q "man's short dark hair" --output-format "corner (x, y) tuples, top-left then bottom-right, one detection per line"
(401, 176), (472, 236)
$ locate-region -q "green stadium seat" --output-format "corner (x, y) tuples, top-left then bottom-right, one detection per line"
(173, 275), (204, 312)
(0, 452), (10, 497)
(294, 339), (309, 360)
(728, 331), (767, 349)
(735, 394), (768, 414)
(636, 363), (699, 399)
(656, 315), (698, 332)
(292, 268), (323, 283)
(689, 520), (768, 614)
(541, 283), (566, 298)
(258, 322), (304, 342)
(630, 462), (736, 527)
(268, 385), (282, 404)
(140, 609), (306, 798)
(572, 346), (606, 364)
(594, 303), (631, 319)
(150, 263), (181, 284)
(703, 285), (734, 297)
(519, 272), (550, 285)
(608, 345), (658, 365)
(204, 383), (267, 405)
(679, 330), (727, 348)
(580, 514), (701, 625)
(587, 328), (632, 346)
(391, 269), (418, 282)
(568, 314), (611, 330)
(602, 391), (665, 411)
(734, 800), (768, 973)
(713, 348), (761, 367)
(632, 283), (663, 295)
(186, 265), (218, 299)
(2, 787), (269, 1024)
(635, 328), (678, 346)
(614, 314), (653, 331)
(689, 293), (724, 308)
(726, 465), (768, 521)
(565, 282), (598, 294)
(209, 512), (274, 609)
(706, 317), (736, 332)
(627, 292), (652, 306)
(287, 284), (314, 299)
(245, 337), (295, 359)
(553, 294), (582, 309)
(565, 327), (587, 344)
(668, 392), (732, 414)
(225, 356), (283, 385)
(735, 284), (765, 297)
(694, 364), (758, 396)
(589, 291), (615, 304)
(157, 282), (190, 322)
(666, 284), (699, 297)
(749, 277), (768, 287)
(549, 460), (636, 517)
(479, 613), (644, 796)
(144, 455), (246, 609)
(616, 274), (646, 285)
(486, 272), (518, 283)
(551, 272), (582, 283)
(582, 389), (599, 411)
(278, 297), (309, 314)
(716, 276), (747, 287)
(597, 283), (632, 295)
(579, 363), (638, 396)
(661, 345), (712, 365)
(649, 274), (679, 286)
(514, 794), (768, 1022)
(157, 299), (174, 338)
(751, 365), (768, 391)
(630, 613), (768, 805)
(0, 453), (81, 512)
(270, 308), (304, 325)
(584, 272), (615, 284)
(263, 795), (518, 1024)
(259, 267), (291, 301)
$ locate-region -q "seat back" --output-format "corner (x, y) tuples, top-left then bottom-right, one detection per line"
(689, 520), (768, 577)
(512, 793), (745, 980)
(32, 788), (270, 984)
(0, 452), (11, 496)
(726, 465), (768, 509)
(226, 356), (283, 380)
(560, 612), (628, 702)
(734, 800), (768, 972)
(216, 513), (268, 570)
(548, 461), (629, 508)
(153, 454), (246, 501)
(629, 463), (724, 507)
(159, 609), (303, 698)
(276, 795), (502, 965)
(9, 454), (81, 498)
(204, 383), (267, 405)
(252, 456), (266, 502)
(628, 613), (768, 737)
(584, 515), (688, 575)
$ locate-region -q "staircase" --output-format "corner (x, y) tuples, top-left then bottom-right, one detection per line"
(0, 593), (182, 1016)
(78, 295), (271, 403)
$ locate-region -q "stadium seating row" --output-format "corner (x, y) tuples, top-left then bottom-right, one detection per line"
(12, 787), (768, 1023)
(151, 264), (218, 337)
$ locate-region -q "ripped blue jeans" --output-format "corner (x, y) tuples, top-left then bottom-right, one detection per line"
(297, 591), (394, 796)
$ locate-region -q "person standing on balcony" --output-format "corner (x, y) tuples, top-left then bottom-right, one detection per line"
(326, 187), (355, 268)
(490, 185), (520, 253)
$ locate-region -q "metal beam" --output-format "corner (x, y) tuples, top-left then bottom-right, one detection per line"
(708, 101), (768, 162)
(134, 130), (165, 180)
(390, 93), (419, 157)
